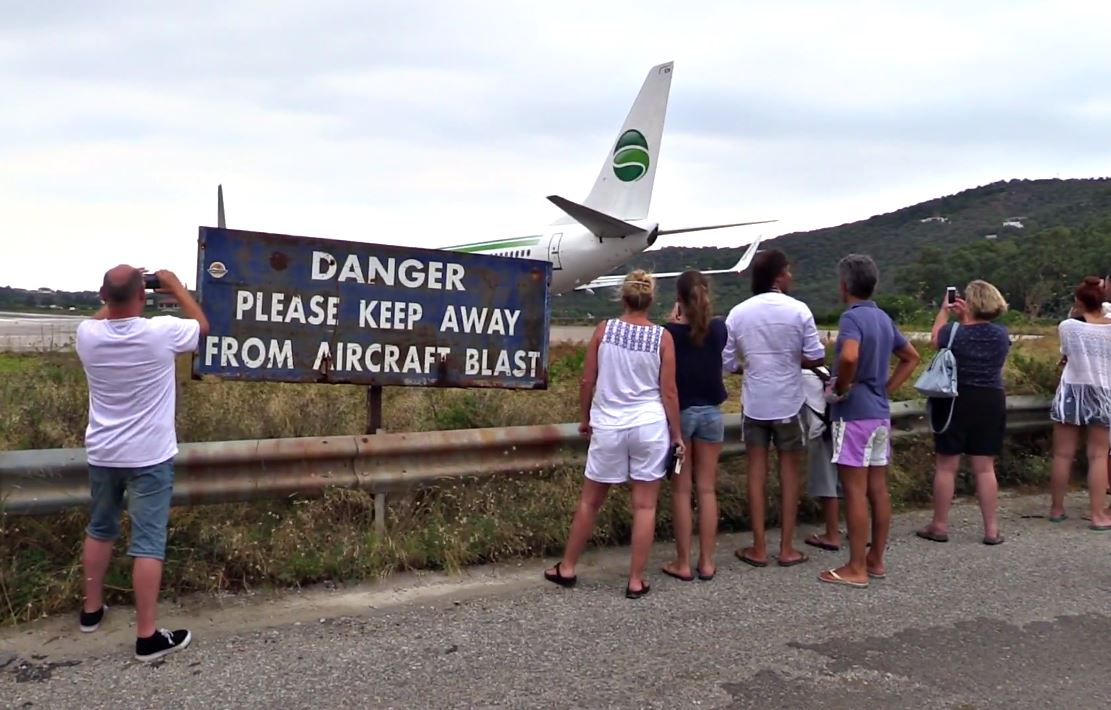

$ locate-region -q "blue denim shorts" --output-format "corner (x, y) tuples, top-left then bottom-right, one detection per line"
(86, 458), (174, 560)
(680, 405), (725, 443)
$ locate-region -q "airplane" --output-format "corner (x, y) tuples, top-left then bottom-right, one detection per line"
(213, 62), (773, 294)
(443, 60), (775, 293)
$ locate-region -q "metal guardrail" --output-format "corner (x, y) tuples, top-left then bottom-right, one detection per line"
(0, 396), (1052, 525)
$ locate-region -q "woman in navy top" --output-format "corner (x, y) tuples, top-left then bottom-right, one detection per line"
(661, 271), (728, 582)
(917, 280), (1011, 546)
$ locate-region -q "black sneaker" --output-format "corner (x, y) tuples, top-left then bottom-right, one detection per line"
(135, 629), (192, 663)
(79, 604), (107, 633)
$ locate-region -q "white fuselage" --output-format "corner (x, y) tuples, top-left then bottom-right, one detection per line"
(447, 221), (658, 294)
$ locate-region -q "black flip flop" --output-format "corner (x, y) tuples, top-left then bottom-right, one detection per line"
(625, 582), (651, 599)
(777, 553), (810, 568)
(734, 549), (768, 568)
(661, 566), (694, 582)
(544, 561), (577, 588)
(804, 535), (841, 552)
(915, 529), (949, 543)
(697, 568), (716, 581)
(982, 535), (1005, 545)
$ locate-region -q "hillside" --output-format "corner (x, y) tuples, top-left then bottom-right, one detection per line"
(556, 177), (1111, 321)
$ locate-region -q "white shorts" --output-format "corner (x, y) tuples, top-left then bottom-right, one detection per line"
(585, 420), (670, 484)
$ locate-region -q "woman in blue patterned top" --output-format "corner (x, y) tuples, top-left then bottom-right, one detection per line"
(917, 280), (1011, 546)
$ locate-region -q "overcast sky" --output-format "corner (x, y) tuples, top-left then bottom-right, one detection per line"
(3, 0), (1110, 290)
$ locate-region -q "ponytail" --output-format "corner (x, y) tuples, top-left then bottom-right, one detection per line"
(676, 271), (712, 345)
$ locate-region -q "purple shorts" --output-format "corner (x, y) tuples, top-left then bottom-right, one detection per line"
(831, 418), (891, 467)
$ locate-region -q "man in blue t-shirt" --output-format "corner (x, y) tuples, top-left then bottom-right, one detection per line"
(819, 254), (920, 589)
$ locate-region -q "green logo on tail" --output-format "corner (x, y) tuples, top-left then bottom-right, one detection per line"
(612, 129), (649, 182)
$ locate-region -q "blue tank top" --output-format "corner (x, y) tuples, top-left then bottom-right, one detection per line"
(664, 318), (728, 410)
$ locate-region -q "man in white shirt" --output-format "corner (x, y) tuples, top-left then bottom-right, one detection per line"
(723, 249), (826, 568)
(75, 265), (208, 662)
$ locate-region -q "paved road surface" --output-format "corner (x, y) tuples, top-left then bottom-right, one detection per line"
(2, 492), (1108, 709)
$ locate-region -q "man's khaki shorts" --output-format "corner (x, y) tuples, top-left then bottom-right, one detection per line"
(742, 414), (805, 452)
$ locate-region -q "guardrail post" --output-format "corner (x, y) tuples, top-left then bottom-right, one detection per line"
(374, 491), (387, 535)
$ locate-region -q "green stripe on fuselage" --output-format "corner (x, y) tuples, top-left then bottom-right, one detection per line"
(447, 236), (542, 253)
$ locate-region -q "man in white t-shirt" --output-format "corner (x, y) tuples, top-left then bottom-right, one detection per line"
(723, 249), (826, 568)
(75, 265), (208, 662)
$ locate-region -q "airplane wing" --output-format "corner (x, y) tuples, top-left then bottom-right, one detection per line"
(573, 237), (764, 293)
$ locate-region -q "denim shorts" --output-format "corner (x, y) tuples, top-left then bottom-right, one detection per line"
(86, 458), (174, 560)
(680, 405), (724, 443)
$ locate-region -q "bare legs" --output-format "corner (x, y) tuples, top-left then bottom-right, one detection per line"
(821, 465), (889, 585)
(971, 456), (1000, 539)
(665, 439), (722, 578)
(82, 536), (113, 613)
(82, 536), (164, 637)
(814, 498), (841, 548)
(628, 481), (661, 592)
(1084, 427), (1111, 527)
(133, 558), (164, 638)
(547, 478), (662, 592)
(741, 446), (769, 563)
(740, 447), (804, 564)
(1048, 424), (1111, 527)
(693, 441), (722, 576)
(866, 466), (891, 577)
(920, 454), (959, 538)
(778, 451), (805, 563)
(1050, 424), (1078, 519)
(548, 480), (610, 579)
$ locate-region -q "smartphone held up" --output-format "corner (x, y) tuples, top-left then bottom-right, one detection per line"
(946, 286), (958, 306)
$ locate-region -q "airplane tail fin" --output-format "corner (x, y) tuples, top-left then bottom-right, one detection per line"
(217, 184), (226, 228)
(576, 61), (673, 222)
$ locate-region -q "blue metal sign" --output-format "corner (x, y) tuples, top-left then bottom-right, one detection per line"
(192, 227), (551, 388)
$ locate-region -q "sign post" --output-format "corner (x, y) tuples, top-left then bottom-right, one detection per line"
(366, 385), (383, 435)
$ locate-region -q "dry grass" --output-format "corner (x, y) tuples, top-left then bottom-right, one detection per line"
(0, 338), (1060, 626)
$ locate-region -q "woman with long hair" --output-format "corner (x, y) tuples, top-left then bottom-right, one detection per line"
(544, 270), (684, 598)
(661, 271), (727, 582)
(1048, 276), (1111, 529)
(917, 280), (1011, 545)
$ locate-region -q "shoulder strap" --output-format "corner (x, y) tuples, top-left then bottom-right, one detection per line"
(929, 398), (956, 434)
(945, 322), (959, 349)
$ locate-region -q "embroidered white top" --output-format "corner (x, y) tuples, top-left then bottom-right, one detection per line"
(590, 319), (666, 430)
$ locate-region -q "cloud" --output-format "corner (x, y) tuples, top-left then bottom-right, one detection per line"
(2, 0), (1110, 289)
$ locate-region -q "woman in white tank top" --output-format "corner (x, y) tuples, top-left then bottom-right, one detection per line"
(544, 270), (684, 599)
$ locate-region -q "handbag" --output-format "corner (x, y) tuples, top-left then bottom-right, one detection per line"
(914, 323), (959, 433)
